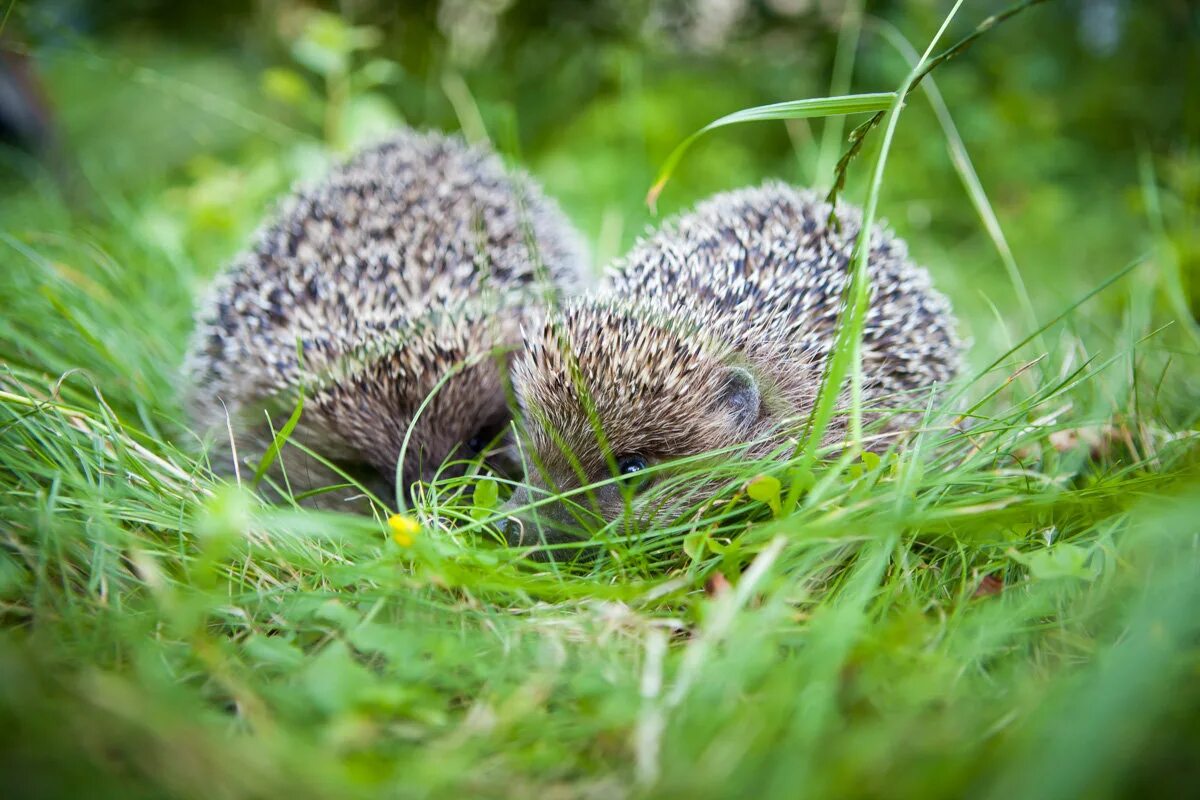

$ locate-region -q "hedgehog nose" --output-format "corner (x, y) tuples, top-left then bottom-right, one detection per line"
(498, 514), (526, 546)
(498, 509), (584, 557)
(501, 507), (571, 549)
(498, 486), (535, 545)
(498, 487), (591, 550)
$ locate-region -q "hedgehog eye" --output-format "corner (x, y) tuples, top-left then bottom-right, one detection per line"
(467, 419), (508, 454)
(614, 455), (652, 494)
(616, 455), (648, 477)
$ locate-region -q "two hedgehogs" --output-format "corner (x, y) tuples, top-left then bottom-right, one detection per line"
(186, 129), (961, 541)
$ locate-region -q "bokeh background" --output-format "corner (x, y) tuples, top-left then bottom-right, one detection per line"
(4, 0), (1197, 381)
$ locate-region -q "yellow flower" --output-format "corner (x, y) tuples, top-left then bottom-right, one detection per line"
(388, 514), (420, 546)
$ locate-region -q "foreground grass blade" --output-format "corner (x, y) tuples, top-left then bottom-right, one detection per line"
(646, 92), (895, 210)
(786, 0), (965, 511)
(826, 0), (1055, 208)
(251, 395), (305, 488)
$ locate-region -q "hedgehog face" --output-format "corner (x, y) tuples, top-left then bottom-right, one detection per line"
(299, 312), (523, 505)
(183, 129), (590, 508)
(393, 357), (517, 491)
(507, 302), (772, 544)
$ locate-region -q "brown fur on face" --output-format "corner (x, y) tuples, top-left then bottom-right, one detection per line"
(201, 306), (526, 508)
(506, 183), (962, 544)
(508, 302), (831, 542)
(305, 308), (522, 495)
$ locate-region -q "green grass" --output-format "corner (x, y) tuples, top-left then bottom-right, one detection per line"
(3, 3), (1200, 798)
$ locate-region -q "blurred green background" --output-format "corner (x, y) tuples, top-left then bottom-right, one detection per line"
(5, 0), (1198, 376)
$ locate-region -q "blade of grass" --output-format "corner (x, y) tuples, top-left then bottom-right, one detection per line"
(1138, 149), (1200, 349)
(250, 395), (305, 488)
(966, 254), (1145, 391)
(646, 92), (896, 211)
(786, 1), (967, 513)
(869, 15), (1045, 365)
(815, 0), (865, 186)
(826, 0), (1055, 210)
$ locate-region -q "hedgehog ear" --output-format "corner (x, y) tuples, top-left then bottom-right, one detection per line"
(714, 366), (760, 433)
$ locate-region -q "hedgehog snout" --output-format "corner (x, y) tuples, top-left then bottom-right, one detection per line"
(498, 482), (603, 554)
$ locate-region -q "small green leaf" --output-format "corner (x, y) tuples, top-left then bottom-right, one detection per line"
(861, 451), (882, 472)
(476, 478), (498, 508)
(789, 467), (815, 494)
(302, 640), (375, 715)
(314, 600), (362, 631)
(291, 12), (380, 76)
(261, 67), (313, 107)
(359, 58), (402, 87)
(342, 92), (405, 150)
(243, 634), (305, 670)
(471, 478), (500, 521)
(1016, 544), (1098, 581)
(194, 484), (252, 567)
(683, 529), (708, 562)
(348, 623), (410, 664)
(707, 537), (729, 555)
(747, 474), (782, 516)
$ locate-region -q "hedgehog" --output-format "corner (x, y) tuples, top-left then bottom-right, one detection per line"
(184, 129), (587, 507)
(505, 182), (961, 544)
